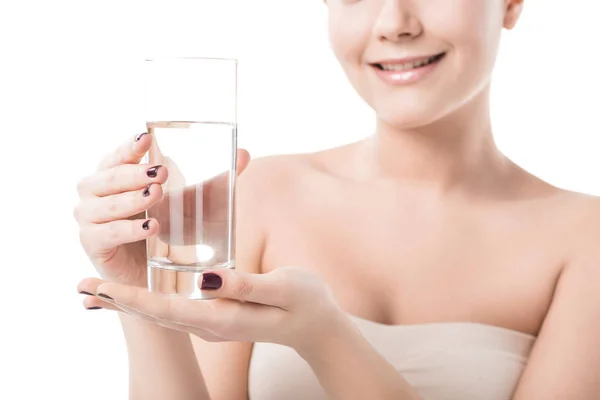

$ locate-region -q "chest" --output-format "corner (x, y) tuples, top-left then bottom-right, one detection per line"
(260, 189), (563, 336)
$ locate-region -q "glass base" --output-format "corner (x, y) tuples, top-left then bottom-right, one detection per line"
(147, 261), (235, 300)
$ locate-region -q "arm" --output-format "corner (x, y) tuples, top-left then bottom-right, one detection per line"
(189, 156), (269, 400)
(296, 249), (600, 400)
(296, 313), (423, 400)
(123, 154), (268, 400)
(298, 249), (600, 400)
(511, 246), (600, 399)
(120, 314), (209, 400)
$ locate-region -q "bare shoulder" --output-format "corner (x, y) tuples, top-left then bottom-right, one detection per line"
(237, 152), (312, 187)
(233, 149), (334, 271)
(550, 189), (600, 249)
(528, 185), (600, 267)
(540, 187), (600, 301)
(561, 191), (600, 269)
(236, 144), (353, 196)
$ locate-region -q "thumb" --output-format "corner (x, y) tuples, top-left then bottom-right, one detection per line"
(198, 268), (289, 307)
(236, 148), (251, 175)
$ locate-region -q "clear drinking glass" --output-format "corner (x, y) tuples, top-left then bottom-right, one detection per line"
(143, 57), (237, 299)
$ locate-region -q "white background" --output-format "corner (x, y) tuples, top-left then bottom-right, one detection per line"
(1, 1), (599, 398)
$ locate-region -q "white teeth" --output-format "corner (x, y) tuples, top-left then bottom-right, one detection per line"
(379, 55), (439, 71)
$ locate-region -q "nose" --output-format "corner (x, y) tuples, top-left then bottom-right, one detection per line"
(373, 0), (422, 42)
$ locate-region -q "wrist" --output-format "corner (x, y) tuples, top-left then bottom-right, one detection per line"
(293, 313), (420, 400)
(294, 308), (360, 362)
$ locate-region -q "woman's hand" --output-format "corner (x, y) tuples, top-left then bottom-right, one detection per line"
(78, 266), (350, 351)
(73, 133), (167, 286)
(79, 268), (419, 399)
(73, 132), (251, 287)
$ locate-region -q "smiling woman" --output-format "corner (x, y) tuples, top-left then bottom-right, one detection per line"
(72, 0), (600, 399)
(326, 0), (514, 128)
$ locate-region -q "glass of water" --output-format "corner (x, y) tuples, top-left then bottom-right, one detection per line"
(143, 57), (237, 299)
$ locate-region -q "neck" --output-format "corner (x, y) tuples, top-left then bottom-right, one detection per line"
(359, 87), (509, 193)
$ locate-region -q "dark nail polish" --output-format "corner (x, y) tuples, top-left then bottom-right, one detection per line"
(97, 293), (113, 301)
(147, 165), (162, 178)
(79, 291), (93, 296)
(142, 220), (151, 230)
(135, 132), (149, 142)
(143, 185), (151, 197)
(201, 273), (222, 290)
(86, 306), (102, 310)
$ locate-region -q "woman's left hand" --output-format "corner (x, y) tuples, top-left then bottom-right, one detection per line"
(78, 266), (348, 351)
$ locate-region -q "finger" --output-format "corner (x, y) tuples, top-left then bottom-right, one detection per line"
(97, 132), (152, 171)
(95, 280), (285, 343)
(77, 163), (168, 198)
(198, 268), (290, 308)
(78, 277), (122, 311)
(74, 183), (162, 224)
(79, 218), (158, 253)
(97, 286), (277, 343)
(78, 277), (179, 323)
(77, 277), (107, 295)
(236, 148), (251, 175)
(95, 282), (216, 328)
(114, 301), (211, 334)
(81, 293), (122, 312)
(104, 301), (222, 340)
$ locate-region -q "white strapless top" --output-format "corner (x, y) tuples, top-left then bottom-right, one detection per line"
(248, 315), (536, 400)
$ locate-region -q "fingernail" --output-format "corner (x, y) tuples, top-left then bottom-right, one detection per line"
(135, 132), (149, 142)
(86, 306), (103, 310)
(143, 185), (151, 197)
(97, 293), (114, 301)
(142, 220), (151, 230)
(79, 291), (93, 296)
(201, 273), (222, 290)
(147, 165), (162, 178)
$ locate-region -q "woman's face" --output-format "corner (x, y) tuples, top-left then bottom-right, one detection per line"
(327, 0), (524, 128)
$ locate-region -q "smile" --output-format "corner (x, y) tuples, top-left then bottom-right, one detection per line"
(370, 52), (446, 85)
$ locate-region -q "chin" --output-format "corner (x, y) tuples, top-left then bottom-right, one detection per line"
(373, 102), (451, 131)
(369, 82), (486, 131)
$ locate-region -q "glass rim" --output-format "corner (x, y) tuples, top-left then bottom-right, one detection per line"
(144, 56), (238, 63)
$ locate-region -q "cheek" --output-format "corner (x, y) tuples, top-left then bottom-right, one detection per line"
(426, 0), (504, 67)
(425, 0), (503, 37)
(328, 11), (370, 65)
(328, 15), (374, 103)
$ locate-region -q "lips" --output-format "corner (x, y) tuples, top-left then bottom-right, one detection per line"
(369, 52), (447, 85)
(371, 52), (446, 72)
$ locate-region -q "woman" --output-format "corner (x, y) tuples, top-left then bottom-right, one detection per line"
(73, 0), (600, 399)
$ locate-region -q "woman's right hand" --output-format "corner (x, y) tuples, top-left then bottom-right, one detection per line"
(74, 132), (167, 286)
